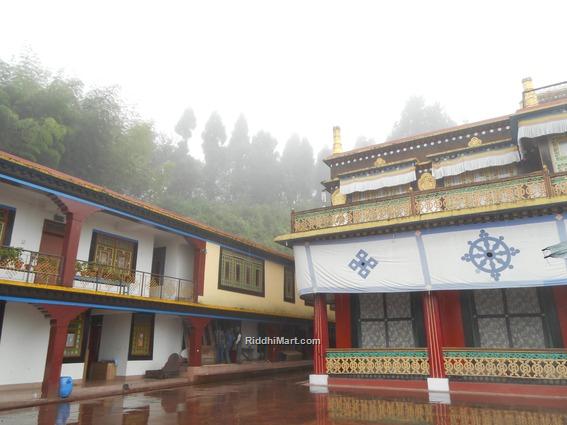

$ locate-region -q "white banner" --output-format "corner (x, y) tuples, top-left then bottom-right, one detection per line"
(294, 216), (567, 295)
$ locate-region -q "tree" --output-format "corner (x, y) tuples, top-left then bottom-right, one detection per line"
(244, 131), (281, 204)
(175, 108), (196, 142)
(388, 96), (456, 141)
(201, 112), (227, 199)
(280, 134), (314, 205)
(226, 114), (251, 201)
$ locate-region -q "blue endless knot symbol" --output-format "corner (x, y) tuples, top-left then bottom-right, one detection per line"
(461, 229), (519, 281)
(348, 249), (378, 279)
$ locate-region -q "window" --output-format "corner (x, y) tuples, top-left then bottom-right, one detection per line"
(128, 313), (154, 360)
(0, 207), (15, 246)
(89, 231), (137, 271)
(443, 165), (518, 187)
(349, 184), (409, 203)
(219, 248), (264, 296)
(64, 313), (87, 363)
(468, 288), (550, 348)
(550, 134), (567, 172)
(357, 293), (422, 348)
(284, 266), (295, 303)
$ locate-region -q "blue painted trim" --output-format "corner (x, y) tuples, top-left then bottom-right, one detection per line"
(0, 295), (296, 323)
(0, 204), (16, 212)
(0, 174), (285, 264)
(415, 233), (432, 289)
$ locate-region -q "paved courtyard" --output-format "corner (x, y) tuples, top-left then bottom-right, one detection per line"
(1, 372), (566, 424)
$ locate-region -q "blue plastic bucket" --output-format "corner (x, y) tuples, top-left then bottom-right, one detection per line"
(59, 376), (73, 398)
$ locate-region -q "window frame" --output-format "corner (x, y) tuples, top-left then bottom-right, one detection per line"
(128, 313), (155, 361)
(218, 248), (265, 297)
(0, 205), (16, 247)
(63, 312), (89, 364)
(88, 230), (138, 271)
(283, 266), (295, 303)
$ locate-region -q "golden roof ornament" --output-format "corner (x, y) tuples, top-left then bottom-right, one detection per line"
(332, 126), (342, 154)
(418, 172), (436, 191)
(374, 157), (386, 166)
(331, 189), (346, 206)
(468, 136), (483, 147)
(522, 77), (539, 108)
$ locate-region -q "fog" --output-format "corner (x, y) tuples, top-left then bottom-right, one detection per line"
(2, 0), (566, 156)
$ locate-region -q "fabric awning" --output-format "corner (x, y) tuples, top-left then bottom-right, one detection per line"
(339, 164), (416, 195)
(431, 145), (520, 180)
(517, 112), (567, 141)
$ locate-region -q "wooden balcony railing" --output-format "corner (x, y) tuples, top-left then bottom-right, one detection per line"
(444, 348), (567, 383)
(292, 170), (566, 233)
(0, 246), (61, 285)
(74, 260), (194, 302)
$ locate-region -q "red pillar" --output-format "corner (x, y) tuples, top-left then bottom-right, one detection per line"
(39, 305), (87, 398)
(313, 293), (329, 375)
(185, 237), (207, 299)
(553, 285), (567, 346)
(58, 198), (98, 287)
(423, 291), (446, 379)
(334, 294), (351, 349)
(437, 291), (465, 347)
(186, 317), (210, 367)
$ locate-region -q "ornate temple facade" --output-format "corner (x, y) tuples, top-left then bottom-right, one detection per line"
(276, 78), (567, 395)
(0, 151), (333, 398)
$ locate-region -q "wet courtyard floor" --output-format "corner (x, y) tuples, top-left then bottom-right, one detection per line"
(1, 372), (566, 424)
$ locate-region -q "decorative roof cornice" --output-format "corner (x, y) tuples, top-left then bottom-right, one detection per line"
(0, 150), (293, 264)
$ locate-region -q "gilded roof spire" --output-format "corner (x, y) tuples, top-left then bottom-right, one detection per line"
(522, 77), (539, 107)
(332, 126), (342, 154)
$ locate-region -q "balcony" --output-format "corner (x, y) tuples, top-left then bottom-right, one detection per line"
(522, 80), (567, 108)
(291, 170), (567, 234)
(0, 248), (194, 303)
(0, 246), (61, 285)
(73, 260), (194, 301)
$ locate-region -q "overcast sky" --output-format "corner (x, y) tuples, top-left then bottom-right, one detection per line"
(1, 0), (566, 158)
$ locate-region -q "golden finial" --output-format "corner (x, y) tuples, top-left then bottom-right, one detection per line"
(332, 126), (342, 154)
(374, 157), (386, 166)
(522, 77), (539, 107)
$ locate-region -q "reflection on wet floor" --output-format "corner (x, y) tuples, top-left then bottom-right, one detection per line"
(1, 372), (566, 424)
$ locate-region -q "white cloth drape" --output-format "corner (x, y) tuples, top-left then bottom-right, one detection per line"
(517, 117), (567, 140)
(432, 147), (520, 180)
(339, 167), (416, 195)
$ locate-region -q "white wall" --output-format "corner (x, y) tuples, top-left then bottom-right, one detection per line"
(0, 302), (50, 385)
(125, 315), (183, 376)
(61, 363), (84, 380)
(97, 313), (183, 377)
(98, 313), (131, 376)
(0, 182), (60, 251)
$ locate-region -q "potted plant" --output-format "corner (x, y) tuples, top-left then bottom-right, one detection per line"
(0, 247), (23, 269)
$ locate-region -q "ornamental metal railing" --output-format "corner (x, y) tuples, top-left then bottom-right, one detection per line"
(73, 259), (194, 302)
(0, 246), (61, 285)
(292, 169), (560, 233)
(522, 80), (567, 108)
(443, 348), (567, 383)
(325, 348), (429, 378)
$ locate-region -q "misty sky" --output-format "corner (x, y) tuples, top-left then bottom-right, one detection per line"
(1, 0), (566, 158)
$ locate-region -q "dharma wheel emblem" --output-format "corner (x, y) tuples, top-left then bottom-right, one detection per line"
(461, 230), (519, 281)
(348, 249), (378, 279)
